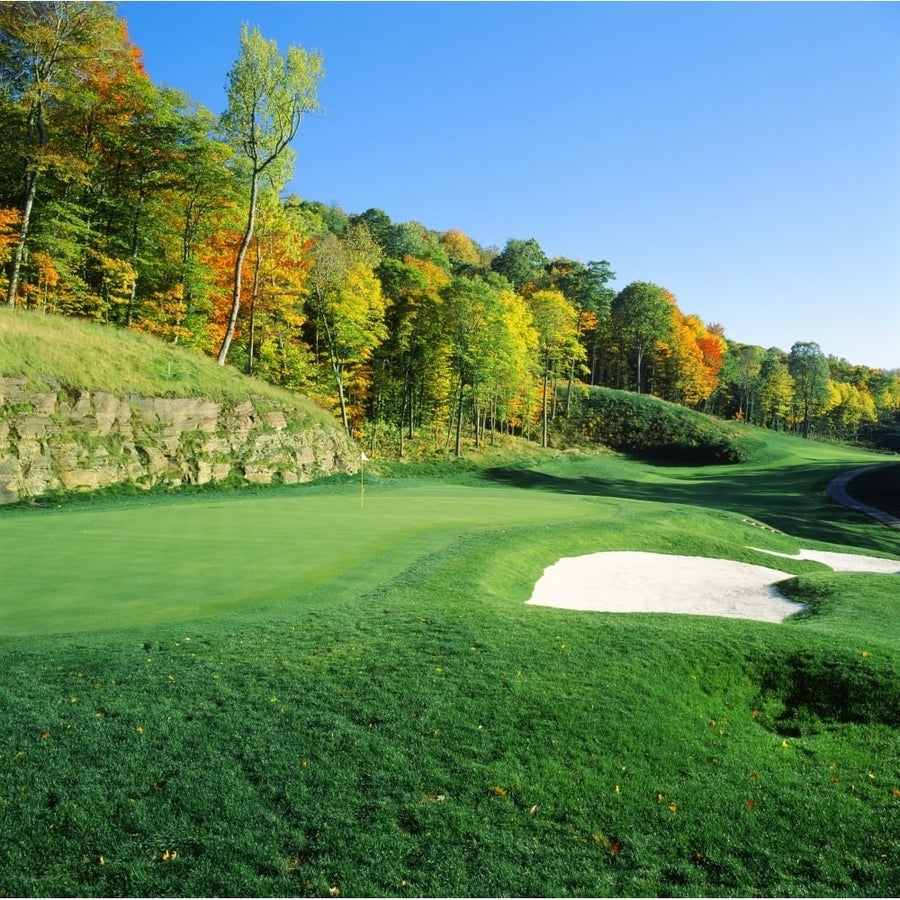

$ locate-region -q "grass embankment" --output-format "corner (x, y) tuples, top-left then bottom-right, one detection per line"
(1, 430), (898, 897)
(0, 308), (336, 428)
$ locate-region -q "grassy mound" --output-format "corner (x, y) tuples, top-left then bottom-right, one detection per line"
(566, 386), (763, 464)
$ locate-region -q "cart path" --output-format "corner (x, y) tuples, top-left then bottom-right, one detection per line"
(826, 463), (900, 529)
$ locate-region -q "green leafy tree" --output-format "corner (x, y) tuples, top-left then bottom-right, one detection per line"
(216, 24), (323, 366)
(490, 238), (548, 291)
(610, 281), (674, 394)
(788, 341), (830, 438)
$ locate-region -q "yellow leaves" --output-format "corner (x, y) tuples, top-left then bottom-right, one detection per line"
(135, 725), (143, 734)
(422, 793), (446, 804)
(161, 849), (177, 862)
(493, 785), (507, 798)
(668, 803), (678, 813)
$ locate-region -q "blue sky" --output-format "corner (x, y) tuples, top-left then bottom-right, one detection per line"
(118, 1), (900, 370)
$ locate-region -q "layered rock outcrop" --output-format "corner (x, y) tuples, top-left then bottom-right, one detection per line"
(0, 376), (358, 504)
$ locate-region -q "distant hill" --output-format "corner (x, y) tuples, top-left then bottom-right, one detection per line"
(0, 310), (358, 503)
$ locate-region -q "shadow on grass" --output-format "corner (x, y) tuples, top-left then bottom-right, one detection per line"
(480, 462), (900, 553)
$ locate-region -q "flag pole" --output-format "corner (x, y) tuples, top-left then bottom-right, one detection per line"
(360, 451), (368, 510)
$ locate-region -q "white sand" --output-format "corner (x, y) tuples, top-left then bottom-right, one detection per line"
(527, 548), (899, 623)
(750, 547), (900, 574)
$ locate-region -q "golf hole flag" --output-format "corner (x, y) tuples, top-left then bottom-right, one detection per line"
(360, 452), (368, 508)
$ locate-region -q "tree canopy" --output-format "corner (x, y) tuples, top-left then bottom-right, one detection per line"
(0, 3), (895, 454)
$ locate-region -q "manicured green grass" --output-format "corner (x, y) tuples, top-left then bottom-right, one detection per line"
(0, 433), (898, 897)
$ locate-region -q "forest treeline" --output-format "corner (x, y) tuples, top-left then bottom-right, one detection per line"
(2, 2), (897, 455)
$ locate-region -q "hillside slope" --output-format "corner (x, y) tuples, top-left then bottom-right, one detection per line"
(0, 310), (358, 503)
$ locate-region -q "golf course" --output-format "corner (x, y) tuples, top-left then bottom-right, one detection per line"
(1, 424), (898, 896)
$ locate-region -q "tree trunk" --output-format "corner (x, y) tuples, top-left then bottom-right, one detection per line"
(247, 239), (263, 374)
(217, 173), (259, 365)
(6, 170), (38, 307)
(454, 379), (465, 457)
(541, 356), (550, 449)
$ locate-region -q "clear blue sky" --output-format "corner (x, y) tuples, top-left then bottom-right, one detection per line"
(118, 1), (900, 370)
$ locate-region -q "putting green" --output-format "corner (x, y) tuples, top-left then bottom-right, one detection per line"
(0, 481), (603, 636)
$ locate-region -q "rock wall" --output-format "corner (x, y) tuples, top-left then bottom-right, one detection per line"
(0, 377), (358, 504)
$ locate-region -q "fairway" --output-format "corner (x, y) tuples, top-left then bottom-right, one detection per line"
(1, 481), (603, 636)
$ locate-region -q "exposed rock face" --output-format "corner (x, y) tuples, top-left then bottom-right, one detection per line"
(0, 377), (358, 504)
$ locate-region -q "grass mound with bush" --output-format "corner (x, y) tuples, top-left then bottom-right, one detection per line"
(566, 386), (764, 464)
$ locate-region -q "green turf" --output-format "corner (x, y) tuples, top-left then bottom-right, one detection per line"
(0, 432), (898, 897)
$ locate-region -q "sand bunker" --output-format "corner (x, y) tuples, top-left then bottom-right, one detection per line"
(527, 548), (899, 623)
(750, 547), (900, 574)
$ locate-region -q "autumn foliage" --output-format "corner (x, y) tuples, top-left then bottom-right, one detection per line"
(0, 2), (895, 451)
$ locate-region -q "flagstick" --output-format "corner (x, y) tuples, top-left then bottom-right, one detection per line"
(360, 451), (368, 510)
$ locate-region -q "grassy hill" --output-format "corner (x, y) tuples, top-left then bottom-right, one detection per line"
(0, 308), (336, 420)
(0, 311), (898, 897)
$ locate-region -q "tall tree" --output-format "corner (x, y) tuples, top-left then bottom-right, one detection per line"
(609, 281), (674, 394)
(216, 24), (322, 365)
(490, 237), (548, 291)
(788, 341), (830, 438)
(528, 289), (580, 447)
(0, 1), (138, 306)
(305, 226), (385, 436)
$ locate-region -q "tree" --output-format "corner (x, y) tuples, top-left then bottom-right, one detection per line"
(490, 238), (548, 291)
(0, 1), (140, 306)
(305, 227), (386, 436)
(788, 341), (830, 438)
(528, 289), (580, 447)
(758, 351), (794, 430)
(609, 281), (674, 394)
(216, 24), (323, 366)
